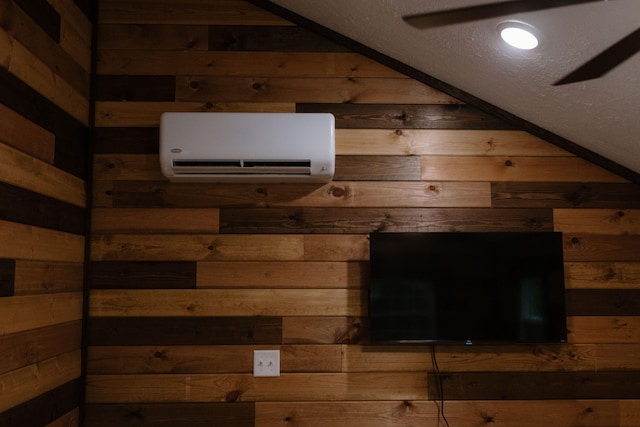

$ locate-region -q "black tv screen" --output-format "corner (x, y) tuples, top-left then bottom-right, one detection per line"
(369, 232), (567, 344)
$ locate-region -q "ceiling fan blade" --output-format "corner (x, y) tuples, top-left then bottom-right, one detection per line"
(404, 0), (604, 29)
(553, 27), (640, 85)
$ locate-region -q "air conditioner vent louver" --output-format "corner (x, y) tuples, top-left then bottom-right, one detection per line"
(160, 112), (335, 183)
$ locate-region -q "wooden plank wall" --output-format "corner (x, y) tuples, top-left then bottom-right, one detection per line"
(87, 0), (640, 426)
(0, 0), (91, 425)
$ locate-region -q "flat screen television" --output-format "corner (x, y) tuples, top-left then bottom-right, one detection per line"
(369, 232), (567, 344)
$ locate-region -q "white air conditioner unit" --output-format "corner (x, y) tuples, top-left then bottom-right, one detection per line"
(159, 112), (335, 183)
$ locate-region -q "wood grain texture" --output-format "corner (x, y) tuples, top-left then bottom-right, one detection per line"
(87, 344), (341, 374)
(564, 261), (640, 289)
(0, 321), (82, 374)
(89, 289), (364, 317)
(0, 142), (86, 207)
(0, 181), (85, 235)
(84, 402), (254, 427)
(94, 100), (294, 127)
(98, 50), (402, 78)
(88, 316), (282, 346)
(176, 76), (458, 104)
(0, 292), (83, 335)
(98, 0), (291, 25)
(254, 400), (619, 427)
(343, 344), (597, 373)
(554, 208), (640, 235)
(208, 24), (350, 52)
(335, 129), (569, 156)
(85, 372), (428, 402)
(13, 260), (83, 295)
(90, 261), (197, 289)
(91, 234), (304, 261)
(0, 220), (85, 263)
(91, 208), (219, 233)
(219, 207), (553, 234)
(0, 379), (81, 427)
(102, 180), (491, 208)
(0, 349), (81, 412)
(422, 156), (627, 182)
(492, 182), (640, 208)
(87, 2), (640, 425)
(196, 260), (366, 288)
(0, 102), (55, 163)
(297, 103), (509, 129)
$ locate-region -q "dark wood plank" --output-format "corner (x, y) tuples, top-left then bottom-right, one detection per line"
(0, 379), (80, 427)
(0, 67), (88, 179)
(94, 127), (160, 154)
(564, 234), (640, 262)
(334, 155), (421, 181)
(0, 181), (86, 235)
(95, 75), (176, 101)
(566, 289), (640, 316)
(0, 259), (15, 297)
(84, 402), (254, 427)
(219, 207), (554, 234)
(297, 103), (513, 129)
(73, 0), (91, 19)
(90, 261), (197, 289)
(88, 316), (282, 345)
(13, 0), (61, 43)
(431, 372), (640, 400)
(493, 182), (640, 208)
(208, 25), (349, 52)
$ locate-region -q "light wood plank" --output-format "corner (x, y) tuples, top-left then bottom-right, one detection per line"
(0, 220), (85, 263)
(0, 292), (83, 335)
(85, 372), (427, 403)
(13, 260), (84, 295)
(0, 350), (81, 412)
(97, 50), (404, 78)
(0, 26), (89, 124)
(249, 181), (492, 208)
(45, 408), (80, 427)
(94, 101), (295, 127)
(336, 129), (569, 156)
(98, 0), (291, 25)
(92, 208), (220, 233)
(196, 261), (365, 288)
(86, 344), (342, 374)
(255, 400), (620, 427)
(303, 234), (370, 261)
(555, 209), (640, 235)
(176, 76), (459, 104)
(421, 156), (628, 182)
(621, 400), (640, 427)
(94, 154), (165, 180)
(91, 234), (304, 261)
(89, 289), (363, 317)
(283, 317), (366, 344)
(564, 262), (640, 289)
(568, 316), (640, 343)
(0, 102), (55, 163)
(342, 344), (597, 372)
(0, 142), (86, 207)
(596, 344), (640, 370)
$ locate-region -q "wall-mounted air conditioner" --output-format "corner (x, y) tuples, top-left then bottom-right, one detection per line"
(159, 112), (335, 183)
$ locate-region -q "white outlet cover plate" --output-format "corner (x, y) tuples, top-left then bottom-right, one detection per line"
(253, 350), (280, 377)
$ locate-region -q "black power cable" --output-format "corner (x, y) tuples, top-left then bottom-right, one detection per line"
(431, 344), (451, 427)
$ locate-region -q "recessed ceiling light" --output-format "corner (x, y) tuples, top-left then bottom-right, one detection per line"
(498, 21), (539, 50)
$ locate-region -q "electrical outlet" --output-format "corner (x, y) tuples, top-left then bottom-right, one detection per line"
(253, 350), (280, 377)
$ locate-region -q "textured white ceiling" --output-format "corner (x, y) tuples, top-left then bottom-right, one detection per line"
(270, 0), (640, 178)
